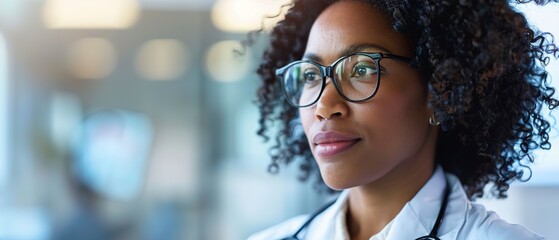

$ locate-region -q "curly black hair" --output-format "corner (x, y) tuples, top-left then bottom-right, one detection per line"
(249, 0), (559, 199)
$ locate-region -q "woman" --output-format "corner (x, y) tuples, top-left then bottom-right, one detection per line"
(248, 0), (558, 239)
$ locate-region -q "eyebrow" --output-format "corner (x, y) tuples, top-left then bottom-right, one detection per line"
(303, 43), (393, 63)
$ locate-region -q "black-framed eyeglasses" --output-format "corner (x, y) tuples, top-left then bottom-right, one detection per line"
(275, 52), (412, 108)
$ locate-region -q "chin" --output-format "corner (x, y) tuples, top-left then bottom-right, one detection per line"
(323, 178), (363, 191)
(318, 161), (389, 191)
(320, 168), (364, 190)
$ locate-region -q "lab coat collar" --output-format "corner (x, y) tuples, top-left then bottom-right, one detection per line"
(385, 166), (466, 239)
(307, 166), (467, 239)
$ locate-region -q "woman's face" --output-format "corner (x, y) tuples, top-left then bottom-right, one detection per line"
(300, 0), (436, 190)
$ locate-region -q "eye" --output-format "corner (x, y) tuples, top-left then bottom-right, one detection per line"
(303, 69), (321, 82)
(351, 63), (378, 78)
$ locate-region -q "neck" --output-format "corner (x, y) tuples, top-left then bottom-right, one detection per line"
(345, 127), (438, 239)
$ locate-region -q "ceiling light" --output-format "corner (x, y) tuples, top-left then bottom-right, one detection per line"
(42, 0), (140, 29)
(211, 0), (290, 33)
(66, 38), (117, 79)
(135, 39), (188, 81)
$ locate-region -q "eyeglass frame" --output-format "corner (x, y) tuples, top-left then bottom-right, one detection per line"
(275, 52), (412, 108)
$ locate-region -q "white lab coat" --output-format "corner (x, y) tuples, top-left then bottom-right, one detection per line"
(248, 166), (545, 240)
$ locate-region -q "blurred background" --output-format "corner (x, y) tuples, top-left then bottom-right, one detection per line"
(0, 0), (557, 239)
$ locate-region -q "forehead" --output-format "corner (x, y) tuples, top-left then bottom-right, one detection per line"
(305, 0), (412, 62)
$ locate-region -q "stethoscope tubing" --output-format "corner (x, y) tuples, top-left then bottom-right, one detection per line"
(281, 177), (450, 240)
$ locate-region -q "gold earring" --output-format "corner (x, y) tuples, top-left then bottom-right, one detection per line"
(429, 113), (440, 126)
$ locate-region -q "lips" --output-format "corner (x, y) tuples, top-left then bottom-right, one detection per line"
(313, 131), (361, 158)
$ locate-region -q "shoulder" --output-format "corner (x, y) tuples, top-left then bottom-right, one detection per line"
(247, 191), (346, 240)
(461, 202), (544, 240)
(247, 214), (309, 240)
(443, 173), (544, 240)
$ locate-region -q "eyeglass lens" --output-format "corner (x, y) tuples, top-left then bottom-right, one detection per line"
(281, 54), (380, 107)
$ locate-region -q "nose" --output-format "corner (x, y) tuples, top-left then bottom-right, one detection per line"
(314, 78), (349, 120)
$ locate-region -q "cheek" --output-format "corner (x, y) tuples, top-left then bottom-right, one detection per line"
(299, 108), (315, 141)
(376, 72), (429, 125)
(367, 85), (430, 151)
(384, 92), (427, 123)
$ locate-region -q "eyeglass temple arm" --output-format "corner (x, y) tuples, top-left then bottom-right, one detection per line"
(380, 53), (412, 63)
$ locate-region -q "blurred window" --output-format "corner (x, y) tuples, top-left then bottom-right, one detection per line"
(73, 110), (153, 200)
